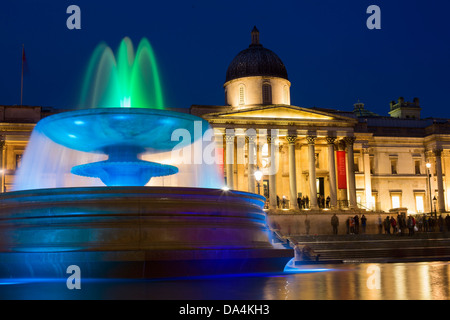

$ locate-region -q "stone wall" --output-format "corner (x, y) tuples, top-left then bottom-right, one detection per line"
(266, 211), (389, 236)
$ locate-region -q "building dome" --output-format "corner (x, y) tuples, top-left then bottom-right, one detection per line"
(225, 27), (288, 83)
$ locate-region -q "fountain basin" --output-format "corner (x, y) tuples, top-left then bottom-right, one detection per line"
(0, 187), (292, 278)
(36, 108), (208, 153)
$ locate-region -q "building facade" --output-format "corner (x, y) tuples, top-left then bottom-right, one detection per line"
(191, 27), (450, 215)
(2, 28), (450, 217)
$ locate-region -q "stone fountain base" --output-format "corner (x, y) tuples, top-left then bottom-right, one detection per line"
(0, 187), (292, 279)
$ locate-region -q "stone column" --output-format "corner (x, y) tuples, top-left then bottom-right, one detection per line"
(225, 132), (235, 189)
(267, 135), (278, 210)
(286, 135), (298, 209)
(363, 147), (373, 210)
(307, 135), (318, 210)
(326, 136), (337, 209)
(434, 149), (445, 212)
(247, 135), (257, 193)
(344, 137), (357, 209)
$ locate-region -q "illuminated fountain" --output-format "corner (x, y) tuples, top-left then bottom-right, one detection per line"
(0, 38), (292, 279)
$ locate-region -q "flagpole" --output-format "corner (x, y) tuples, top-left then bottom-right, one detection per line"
(20, 44), (24, 106)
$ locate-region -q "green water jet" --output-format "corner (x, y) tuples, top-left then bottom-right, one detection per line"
(79, 37), (164, 109)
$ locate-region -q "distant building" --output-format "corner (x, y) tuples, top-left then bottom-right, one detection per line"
(191, 27), (450, 214)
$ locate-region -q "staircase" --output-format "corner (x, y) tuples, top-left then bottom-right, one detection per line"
(289, 233), (450, 263)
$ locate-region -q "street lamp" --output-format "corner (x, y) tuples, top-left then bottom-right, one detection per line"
(255, 167), (263, 195)
(426, 162), (432, 214)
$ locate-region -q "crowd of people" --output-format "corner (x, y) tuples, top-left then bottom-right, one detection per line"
(269, 195), (332, 210)
(330, 214), (368, 235)
(329, 213), (450, 236)
(378, 213), (450, 235)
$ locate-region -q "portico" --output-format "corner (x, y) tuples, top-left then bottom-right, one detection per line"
(192, 104), (359, 212)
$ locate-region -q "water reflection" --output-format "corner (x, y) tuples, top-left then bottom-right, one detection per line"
(265, 262), (450, 300)
(1, 261), (450, 300)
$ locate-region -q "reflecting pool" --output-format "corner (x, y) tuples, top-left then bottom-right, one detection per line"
(1, 261), (450, 300)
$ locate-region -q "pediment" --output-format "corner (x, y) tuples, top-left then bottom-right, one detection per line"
(206, 105), (343, 121)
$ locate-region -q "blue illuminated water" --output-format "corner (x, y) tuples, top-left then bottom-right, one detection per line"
(2, 261), (450, 300)
(13, 108), (223, 190)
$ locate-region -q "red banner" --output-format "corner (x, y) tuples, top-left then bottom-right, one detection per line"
(336, 150), (347, 189)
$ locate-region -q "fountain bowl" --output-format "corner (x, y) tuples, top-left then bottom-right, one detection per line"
(36, 107), (209, 153)
(0, 187), (293, 279)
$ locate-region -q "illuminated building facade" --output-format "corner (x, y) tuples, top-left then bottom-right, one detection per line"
(191, 27), (450, 215)
(2, 28), (450, 217)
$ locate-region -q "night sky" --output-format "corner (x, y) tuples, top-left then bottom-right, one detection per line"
(1, 0), (450, 118)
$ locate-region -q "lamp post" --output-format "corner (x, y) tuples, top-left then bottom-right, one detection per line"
(426, 162), (432, 214)
(433, 196), (437, 218)
(255, 167), (263, 195)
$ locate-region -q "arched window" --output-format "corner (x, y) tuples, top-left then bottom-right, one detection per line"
(262, 82), (272, 104)
(224, 88), (228, 105)
(239, 85), (245, 105)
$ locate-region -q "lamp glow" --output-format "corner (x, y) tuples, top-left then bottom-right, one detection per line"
(255, 170), (263, 182)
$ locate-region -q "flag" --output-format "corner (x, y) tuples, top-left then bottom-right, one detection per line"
(22, 46), (29, 74)
(21, 45), (28, 105)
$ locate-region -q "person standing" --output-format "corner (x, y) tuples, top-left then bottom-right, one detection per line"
(354, 215), (360, 234)
(349, 217), (355, 234)
(445, 214), (450, 232)
(384, 216), (391, 234)
(390, 216), (397, 234)
(439, 214), (444, 232)
(361, 214), (367, 234)
(305, 216), (310, 235)
(331, 213), (339, 235)
(407, 216), (414, 236)
(378, 215), (383, 234)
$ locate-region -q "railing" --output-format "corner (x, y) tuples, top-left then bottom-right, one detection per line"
(264, 199), (382, 212)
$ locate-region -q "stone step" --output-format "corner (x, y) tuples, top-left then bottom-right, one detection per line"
(287, 233), (450, 262)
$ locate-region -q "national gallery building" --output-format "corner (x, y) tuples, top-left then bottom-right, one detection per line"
(2, 28), (450, 218)
(190, 27), (450, 216)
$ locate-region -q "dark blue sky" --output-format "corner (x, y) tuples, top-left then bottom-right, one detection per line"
(1, 0), (450, 118)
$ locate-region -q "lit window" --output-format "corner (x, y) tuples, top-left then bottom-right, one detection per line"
(391, 195), (400, 208)
(391, 159), (397, 174)
(415, 195), (424, 213)
(414, 160), (421, 175)
(261, 143), (268, 157)
(16, 154), (23, 169)
(354, 157), (360, 172)
(239, 85), (245, 105)
(262, 82), (272, 104)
